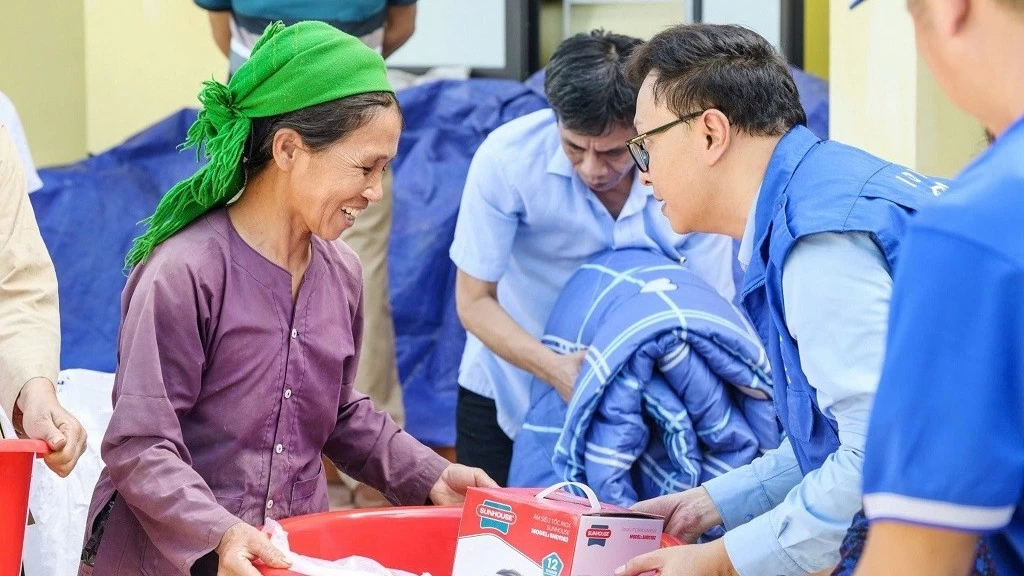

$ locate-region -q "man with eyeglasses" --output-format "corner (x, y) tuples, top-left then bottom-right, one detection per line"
(449, 30), (736, 488)
(616, 24), (948, 576)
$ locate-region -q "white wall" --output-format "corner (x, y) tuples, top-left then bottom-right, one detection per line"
(388, 0), (507, 69)
(828, 0), (984, 177)
(700, 0), (782, 48)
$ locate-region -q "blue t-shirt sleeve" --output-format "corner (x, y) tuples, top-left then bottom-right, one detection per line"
(194, 0), (232, 11)
(387, 0), (418, 5)
(449, 137), (523, 283)
(863, 226), (1024, 531)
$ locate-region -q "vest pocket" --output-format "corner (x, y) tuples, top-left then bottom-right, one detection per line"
(784, 384), (840, 464)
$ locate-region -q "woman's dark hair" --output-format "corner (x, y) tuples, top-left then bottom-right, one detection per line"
(244, 91), (400, 181)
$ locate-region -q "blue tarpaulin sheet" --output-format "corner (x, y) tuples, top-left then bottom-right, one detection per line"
(32, 110), (202, 374)
(388, 79), (547, 445)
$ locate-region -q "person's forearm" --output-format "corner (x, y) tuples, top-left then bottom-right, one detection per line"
(208, 11), (232, 58)
(0, 126), (60, 421)
(724, 441), (866, 576)
(854, 522), (978, 576)
(460, 296), (559, 385)
(104, 404), (240, 571)
(381, 4), (416, 58)
(324, 388), (448, 505)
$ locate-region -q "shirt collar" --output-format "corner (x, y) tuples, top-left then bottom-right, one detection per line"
(738, 125), (821, 298)
(547, 142), (574, 177)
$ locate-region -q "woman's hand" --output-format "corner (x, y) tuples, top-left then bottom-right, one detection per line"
(429, 463), (499, 505)
(216, 522), (291, 576)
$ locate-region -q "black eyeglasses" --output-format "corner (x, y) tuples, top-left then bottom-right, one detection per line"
(626, 110), (704, 173)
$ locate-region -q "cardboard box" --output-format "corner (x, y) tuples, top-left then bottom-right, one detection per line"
(452, 483), (664, 576)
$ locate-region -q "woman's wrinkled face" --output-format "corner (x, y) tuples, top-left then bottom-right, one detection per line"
(289, 105), (402, 241)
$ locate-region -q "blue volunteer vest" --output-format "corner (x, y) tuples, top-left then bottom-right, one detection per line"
(740, 125), (949, 474)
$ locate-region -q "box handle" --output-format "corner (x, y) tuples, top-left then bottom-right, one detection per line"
(535, 482), (601, 512)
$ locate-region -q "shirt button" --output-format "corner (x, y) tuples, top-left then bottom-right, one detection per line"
(291, 329), (298, 339)
(275, 444), (284, 454)
(284, 389), (292, 399)
(266, 500), (274, 510)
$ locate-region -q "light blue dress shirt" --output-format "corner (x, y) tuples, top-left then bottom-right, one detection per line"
(449, 109), (736, 440)
(702, 192), (893, 575)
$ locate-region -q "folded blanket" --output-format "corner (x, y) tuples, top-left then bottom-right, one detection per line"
(509, 249), (780, 506)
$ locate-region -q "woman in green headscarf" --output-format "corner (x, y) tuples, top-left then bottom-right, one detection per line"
(80, 22), (495, 576)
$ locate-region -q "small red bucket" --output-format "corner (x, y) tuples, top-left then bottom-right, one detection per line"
(0, 439), (49, 576)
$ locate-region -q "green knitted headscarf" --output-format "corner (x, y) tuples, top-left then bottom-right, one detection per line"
(125, 20), (394, 268)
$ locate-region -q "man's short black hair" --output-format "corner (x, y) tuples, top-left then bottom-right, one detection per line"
(545, 29), (644, 136)
(626, 24), (806, 136)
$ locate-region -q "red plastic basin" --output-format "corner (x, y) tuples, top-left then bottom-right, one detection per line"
(0, 439), (50, 576)
(258, 506), (681, 576)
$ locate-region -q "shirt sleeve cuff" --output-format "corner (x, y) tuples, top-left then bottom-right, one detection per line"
(724, 514), (805, 576)
(0, 381), (20, 423)
(397, 448), (450, 502)
(1, 369), (57, 422)
(704, 465), (771, 530)
(187, 512), (242, 573)
(374, 429), (449, 506)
